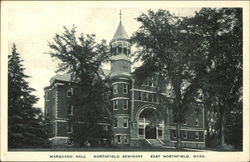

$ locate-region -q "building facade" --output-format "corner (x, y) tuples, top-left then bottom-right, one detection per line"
(44, 18), (205, 148)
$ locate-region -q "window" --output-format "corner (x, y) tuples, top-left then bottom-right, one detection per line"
(128, 44), (131, 54)
(113, 118), (117, 128)
(52, 123), (55, 134)
(113, 100), (118, 110)
(67, 104), (73, 115)
(45, 91), (49, 101)
(195, 118), (199, 126)
(123, 84), (128, 94)
(123, 118), (128, 128)
(153, 94), (157, 103)
(67, 139), (73, 146)
(144, 93), (148, 101)
(117, 135), (121, 143)
(112, 42), (117, 54)
(113, 84), (118, 94)
(173, 131), (177, 138)
(123, 100), (128, 110)
(67, 88), (73, 97)
(118, 42), (122, 54)
(152, 79), (156, 87)
(124, 135), (129, 144)
(148, 93), (153, 102)
(184, 131), (187, 139)
(139, 128), (144, 135)
(67, 123), (73, 133)
(184, 119), (187, 125)
(195, 132), (199, 140)
(158, 129), (163, 137)
(53, 106), (56, 116)
(103, 125), (108, 131)
(138, 91), (142, 100)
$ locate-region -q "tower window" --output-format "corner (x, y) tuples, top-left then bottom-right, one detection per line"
(113, 84), (118, 94)
(113, 118), (118, 128)
(123, 118), (128, 128)
(67, 104), (73, 115)
(113, 100), (118, 110)
(123, 100), (128, 110)
(118, 42), (122, 54)
(123, 84), (128, 94)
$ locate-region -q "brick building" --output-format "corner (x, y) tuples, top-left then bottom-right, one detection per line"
(44, 18), (205, 148)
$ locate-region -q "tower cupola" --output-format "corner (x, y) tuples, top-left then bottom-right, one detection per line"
(110, 11), (131, 78)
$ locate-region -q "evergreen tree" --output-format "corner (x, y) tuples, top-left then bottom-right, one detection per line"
(8, 44), (49, 148)
(47, 26), (112, 146)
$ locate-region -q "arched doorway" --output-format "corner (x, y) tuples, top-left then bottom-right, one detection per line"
(145, 126), (156, 139)
(136, 106), (164, 140)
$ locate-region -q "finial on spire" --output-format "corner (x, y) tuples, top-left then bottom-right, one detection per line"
(119, 10), (122, 22)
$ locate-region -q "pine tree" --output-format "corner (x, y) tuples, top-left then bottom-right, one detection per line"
(8, 44), (49, 148)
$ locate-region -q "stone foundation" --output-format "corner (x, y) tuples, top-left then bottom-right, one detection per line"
(49, 137), (70, 146)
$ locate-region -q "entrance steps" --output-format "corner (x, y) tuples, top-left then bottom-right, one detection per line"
(146, 139), (164, 147)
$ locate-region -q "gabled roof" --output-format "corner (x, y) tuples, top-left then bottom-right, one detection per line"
(49, 73), (72, 85)
(112, 21), (129, 41)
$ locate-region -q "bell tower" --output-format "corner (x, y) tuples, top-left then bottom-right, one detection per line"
(110, 11), (131, 146)
(110, 11), (131, 78)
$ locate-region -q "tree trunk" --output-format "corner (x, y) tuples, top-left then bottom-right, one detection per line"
(220, 110), (226, 147)
(176, 121), (181, 148)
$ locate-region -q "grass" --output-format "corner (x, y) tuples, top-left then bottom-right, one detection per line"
(9, 146), (193, 152)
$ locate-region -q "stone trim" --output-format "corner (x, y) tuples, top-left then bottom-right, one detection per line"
(111, 97), (129, 101)
(49, 136), (69, 140)
(111, 82), (129, 86)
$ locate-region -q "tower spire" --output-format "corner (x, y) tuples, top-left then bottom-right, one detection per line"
(119, 10), (122, 22)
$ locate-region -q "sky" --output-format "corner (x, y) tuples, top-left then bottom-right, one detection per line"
(6, 2), (201, 110)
